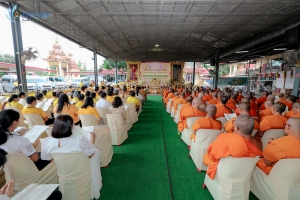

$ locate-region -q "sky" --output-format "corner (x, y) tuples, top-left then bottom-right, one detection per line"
(0, 6), (105, 70)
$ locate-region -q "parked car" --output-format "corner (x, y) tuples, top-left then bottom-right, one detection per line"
(44, 76), (66, 88)
(31, 76), (52, 91)
(1, 75), (39, 92)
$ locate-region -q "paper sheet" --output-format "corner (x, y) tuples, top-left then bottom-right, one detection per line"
(12, 184), (58, 200)
(23, 125), (48, 143)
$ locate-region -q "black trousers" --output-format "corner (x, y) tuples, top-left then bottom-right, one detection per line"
(47, 190), (62, 200)
(45, 118), (55, 125)
(34, 152), (51, 171)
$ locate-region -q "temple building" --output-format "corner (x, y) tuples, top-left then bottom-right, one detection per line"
(43, 39), (81, 78)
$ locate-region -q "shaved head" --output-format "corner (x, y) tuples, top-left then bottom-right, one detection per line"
(224, 92), (231, 98)
(278, 93), (284, 98)
(267, 95), (275, 102)
(192, 98), (201, 108)
(186, 96), (193, 103)
(284, 93), (290, 100)
(212, 92), (217, 98)
(206, 104), (217, 116)
(174, 92), (178, 96)
(287, 95), (297, 103)
(262, 91), (269, 97)
(293, 102), (300, 113)
(179, 92), (185, 97)
(265, 100), (274, 108)
(239, 102), (250, 112)
(288, 118), (300, 132)
(241, 97), (250, 103)
(235, 115), (254, 135)
(272, 102), (286, 114)
(220, 96), (229, 105)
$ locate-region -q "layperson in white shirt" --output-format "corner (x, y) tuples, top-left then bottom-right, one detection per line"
(18, 92), (27, 107)
(0, 109), (50, 170)
(109, 96), (126, 124)
(96, 92), (112, 110)
(41, 115), (102, 199)
(35, 93), (45, 109)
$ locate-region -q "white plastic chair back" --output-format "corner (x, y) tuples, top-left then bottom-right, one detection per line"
(216, 117), (227, 131)
(23, 114), (45, 128)
(166, 98), (173, 113)
(18, 98), (27, 106)
(125, 108), (132, 131)
(181, 117), (202, 146)
(106, 114), (128, 145)
(186, 117), (202, 129)
(51, 152), (91, 200)
(0, 96), (6, 103)
(262, 129), (285, 149)
(270, 159), (300, 186)
(174, 104), (183, 123)
(224, 113), (237, 121)
(124, 103), (138, 124)
(190, 129), (222, 171)
(4, 153), (58, 193)
(171, 106), (175, 118)
(79, 114), (98, 127)
(95, 107), (110, 125)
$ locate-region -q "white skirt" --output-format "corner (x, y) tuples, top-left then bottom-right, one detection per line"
(90, 149), (102, 199)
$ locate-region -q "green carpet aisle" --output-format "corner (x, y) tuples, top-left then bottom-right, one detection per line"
(99, 95), (259, 200)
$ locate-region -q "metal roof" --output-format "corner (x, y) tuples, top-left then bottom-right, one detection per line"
(2, 1), (300, 61)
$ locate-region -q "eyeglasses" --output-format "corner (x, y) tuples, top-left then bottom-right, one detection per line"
(283, 124), (292, 127)
(0, 165), (4, 171)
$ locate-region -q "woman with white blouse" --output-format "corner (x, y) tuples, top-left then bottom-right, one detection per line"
(41, 115), (102, 199)
(110, 96), (126, 124)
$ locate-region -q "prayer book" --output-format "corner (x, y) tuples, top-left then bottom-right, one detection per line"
(12, 184), (59, 200)
(23, 125), (48, 143)
(42, 98), (53, 111)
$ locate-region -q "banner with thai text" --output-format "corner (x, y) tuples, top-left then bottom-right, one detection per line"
(140, 62), (171, 85)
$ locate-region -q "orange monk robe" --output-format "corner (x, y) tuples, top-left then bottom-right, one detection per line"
(286, 102), (293, 111)
(256, 135), (300, 174)
(283, 110), (294, 118)
(292, 112), (300, 117)
(164, 93), (174, 104)
(258, 107), (272, 121)
(250, 101), (259, 111)
(177, 105), (206, 132)
(256, 96), (267, 110)
(170, 96), (179, 111)
(226, 99), (237, 110)
(251, 97), (257, 102)
(235, 107), (257, 117)
(203, 133), (262, 179)
(224, 117), (259, 133)
(236, 94), (244, 102)
(190, 117), (222, 140)
(202, 94), (212, 102)
(177, 88), (183, 94)
(163, 90), (170, 99)
(208, 98), (219, 105)
(259, 114), (287, 132)
(173, 98), (187, 114)
(184, 93), (190, 98)
(215, 104), (232, 118)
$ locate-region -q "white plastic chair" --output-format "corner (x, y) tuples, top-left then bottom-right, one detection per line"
(190, 129), (222, 171)
(106, 114), (128, 145)
(51, 152), (91, 200)
(124, 103), (138, 124)
(181, 117), (202, 146)
(262, 129), (285, 149)
(224, 113), (237, 121)
(124, 107), (132, 131)
(166, 98), (173, 113)
(95, 107), (110, 125)
(23, 114), (46, 128)
(216, 117), (227, 131)
(251, 159), (300, 200)
(79, 114), (98, 127)
(170, 106), (175, 118)
(18, 98), (27, 107)
(174, 104), (183, 124)
(204, 156), (259, 200)
(4, 153), (58, 193)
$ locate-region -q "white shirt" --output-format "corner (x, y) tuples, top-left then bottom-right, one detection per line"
(95, 98), (112, 110)
(0, 133), (36, 157)
(36, 101), (45, 109)
(18, 98), (27, 107)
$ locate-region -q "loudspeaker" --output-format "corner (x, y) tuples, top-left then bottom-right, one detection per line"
(210, 58), (215, 66)
(285, 26), (299, 45)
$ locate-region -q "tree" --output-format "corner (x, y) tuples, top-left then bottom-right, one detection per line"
(0, 53), (15, 64)
(77, 60), (87, 71)
(100, 60), (127, 71)
(219, 64), (230, 76)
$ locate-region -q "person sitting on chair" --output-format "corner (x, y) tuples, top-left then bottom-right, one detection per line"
(78, 97), (102, 123)
(126, 91), (140, 112)
(110, 96), (126, 124)
(75, 94), (85, 109)
(35, 93), (45, 109)
(5, 95), (23, 111)
(0, 109), (51, 171)
(22, 96), (54, 125)
(41, 115), (102, 199)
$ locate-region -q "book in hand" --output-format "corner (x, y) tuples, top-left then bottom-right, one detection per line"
(42, 99), (53, 112)
(11, 184), (59, 200)
(23, 125), (48, 143)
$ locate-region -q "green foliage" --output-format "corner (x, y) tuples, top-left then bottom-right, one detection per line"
(101, 60), (127, 71)
(219, 64), (230, 76)
(78, 60), (87, 71)
(0, 53), (15, 64)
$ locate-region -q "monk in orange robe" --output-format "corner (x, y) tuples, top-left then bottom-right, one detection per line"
(204, 115), (262, 179)
(183, 88), (190, 98)
(236, 89), (244, 103)
(215, 96), (232, 118)
(256, 118), (300, 174)
(287, 102), (300, 118)
(208, 92), (219, 105)
(163, 88), (175, 105)
(256, 91), (269, 110)
(173, 92), (187, 114)
(202, 90), (212, 102)
(190, 104), (222, 141)
(225, 102), (259, 133)
(177, 98), (206, 132)
(235, 97), (257, 117)
(258, 102), (287, 136)
(170, 92), (179, 111)
(259, 94), (274, 111)
(248, 91), (257, 103)
(258, 100), (273, 121)
(285, 95), (297, 111)
(177, 86), (183, 94)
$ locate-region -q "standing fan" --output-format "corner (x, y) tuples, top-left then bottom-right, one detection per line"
(21, 47), (39, 64)
(282, 50), (298, 70)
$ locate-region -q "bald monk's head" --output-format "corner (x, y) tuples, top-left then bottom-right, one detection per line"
(179, 92), (185, 98)
(186, 96), (193, 103)
(265, 100), (273, 109)
(206, 104), (217, 117)
(174, 92), (178, 96)
(241, 97), (250, 103)
(284, 93), (290, 100)
(234, 115), (254, 136)
(192, 97), (201, 108)
(198, 92), (204, 99)
(238, 102), (250, 115)
(285, 118), (300, 137)
(212, 92), (217, 98)
(262, 91), (269, 97)
(232, 94), (238, 101)
(272, 102), (286, 114)
(170, 88), (175, 93)
(224, 92), (231, 98)
(278, 93), (284, 98)
(292, 102), (300, 114)
(267, 95), (275, 102)
(220, 96), (229, 105)
(287, 95), (297, 104)
(205, 90), (209, 94)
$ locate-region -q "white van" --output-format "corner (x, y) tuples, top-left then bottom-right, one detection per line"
(31, 76), (52, 91)
(1, 75), (39, 92)
(44, 76), (66, 89)
(70, 77), (90, 88)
